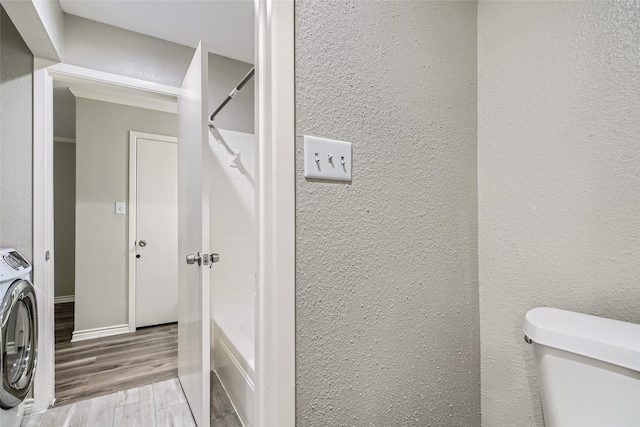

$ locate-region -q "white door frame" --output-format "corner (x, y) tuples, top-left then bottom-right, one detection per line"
(255, 0), (296, 425)
(33, 58), (56, 413)
(32, 0), (296, 422)
(128, 131), (178, 332)
(33, 62), (180, 411)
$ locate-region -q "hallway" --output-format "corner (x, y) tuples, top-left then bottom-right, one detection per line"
(54, 302), (178, 406)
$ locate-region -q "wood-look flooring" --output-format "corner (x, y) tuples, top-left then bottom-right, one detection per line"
(45, 303), (240, 425)
(23, 374), (241, 427)
(54, 302), (178, 406)
(23, 378), (196, 427)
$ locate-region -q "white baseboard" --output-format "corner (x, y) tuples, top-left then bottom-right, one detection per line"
(20, 398), (35, 416)
(54, 295), (75, 304)
(71, 324), (129, 342)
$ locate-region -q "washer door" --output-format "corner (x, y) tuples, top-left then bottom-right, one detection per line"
(0, 280), (37, 410)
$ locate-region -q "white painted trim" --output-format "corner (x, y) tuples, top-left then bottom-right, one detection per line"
(69, 87), (177, 114)
(20, 398), (35, 416)
(54, 295), (75, 304)
(47, 63), (180, 97)
(128, 133), (137, 333)
(128, 131), (178, 333)
(71, 324), (130, 342)
(53, 137), (75, 144)
(33, 62), (181, 413)
(33, 58), (57, 412)
(255, 1), (296, 426)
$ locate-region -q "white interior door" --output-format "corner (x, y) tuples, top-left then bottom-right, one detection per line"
(177, 41), (211, 427)
(135, 135), (178, 328)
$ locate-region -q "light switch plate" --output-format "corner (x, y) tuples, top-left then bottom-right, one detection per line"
(304, 135), (352, 182)
(115, 202), (126, 215)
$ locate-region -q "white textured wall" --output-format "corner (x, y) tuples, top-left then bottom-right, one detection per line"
(64, 14), (254, 133)
(75, 98), (176, 331)
(208, 128), (255, 321)
(478, 2), (640, 426)
(295, 1), (479, 425)
(0, 7), (33, 261)
(53, 141), (75, 298)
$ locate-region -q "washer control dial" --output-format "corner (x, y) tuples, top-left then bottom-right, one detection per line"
(4, 254), (20, 270)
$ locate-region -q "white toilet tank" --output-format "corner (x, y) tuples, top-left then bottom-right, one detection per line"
(524, 307), (640, 427)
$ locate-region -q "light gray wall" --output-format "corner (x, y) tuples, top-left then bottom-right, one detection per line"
(53, 86), (76, 139)
(64, 14), (254, 133)
(0, 7), (33, 261)
(478, 2), (640, 426)
(31, 0), (64, 59)
(75, 98), (177, 331)
(295, 1), (479, 425)
(64, 13), (192, 87)
(1, 0), (63, 61)
(54, 141), (76, 298)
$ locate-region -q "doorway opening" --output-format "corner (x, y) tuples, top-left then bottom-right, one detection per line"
(51, 79), (180, 406)
(32, 2), (295, 424)
(46, 53), (260, 421)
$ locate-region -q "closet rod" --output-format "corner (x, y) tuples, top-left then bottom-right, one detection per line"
(209, 66), (255, 122)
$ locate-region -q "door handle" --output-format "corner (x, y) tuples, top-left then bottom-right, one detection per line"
(186, 252), (202, 265)
(138, 240), (147, 247)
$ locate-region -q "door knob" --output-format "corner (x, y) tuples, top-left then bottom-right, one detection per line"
(208, 253), (220, 268)
(186, 252), (202, 265)
(139, 240), (147, 247)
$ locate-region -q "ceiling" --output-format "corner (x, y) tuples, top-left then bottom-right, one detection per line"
(59, 0), (255, 64)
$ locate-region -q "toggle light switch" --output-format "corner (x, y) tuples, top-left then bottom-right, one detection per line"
(304, 135), (352, 182)
(115, 202), (126, 215)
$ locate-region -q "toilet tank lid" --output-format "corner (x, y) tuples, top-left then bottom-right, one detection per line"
(524, 307), (640, 373)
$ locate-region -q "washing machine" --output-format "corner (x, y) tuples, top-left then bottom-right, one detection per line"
(0, 248), (37, 427)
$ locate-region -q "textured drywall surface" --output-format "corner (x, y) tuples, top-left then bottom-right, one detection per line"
(295, 1), (479, 425)
(32, 0), (64, 59)
(75, 98), (176, 331)
(478, 2), (640, 426)
(54, 141), (76, 298)
(64, 13), (193, 87)
(64, 14), (254, 133)
(0, 7), (33, 261)
(1, 0), (63, 61)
